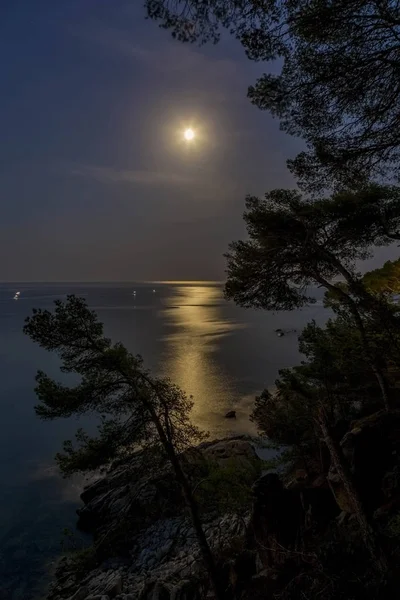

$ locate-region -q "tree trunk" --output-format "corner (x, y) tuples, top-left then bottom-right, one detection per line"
(318, 408), (388, 572)
(144, 399), (225, 600)
(370, 364), (391, 412)
(168, 450), (226, 599)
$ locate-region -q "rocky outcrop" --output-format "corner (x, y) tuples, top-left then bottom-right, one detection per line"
(249, 472), (339, 572)
(224, 411), (236, 419)
(251, 473), (303, 556)
(327, 410), (400, 515)
(202, 438), (259, 475)
(51, 514), (247, 600)
(48, 437), (260, 600)
(76, 455), (183, 537)
(53, 423), (395, 600)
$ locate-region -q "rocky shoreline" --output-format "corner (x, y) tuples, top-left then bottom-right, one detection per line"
(48, 437), (263, 600)
(47, 412), (400, 600)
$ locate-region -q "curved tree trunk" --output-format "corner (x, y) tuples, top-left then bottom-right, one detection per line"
(318, 408), (388, 572)
(286, 381), (388, 571)
(143, 397), (225, 600)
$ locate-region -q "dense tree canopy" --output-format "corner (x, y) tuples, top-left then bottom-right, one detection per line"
(224, 185), (400, 310)
(252, 313), (399, 453)
(146, 0), (400, 190)
(363, 259), (400, 296)
(251, 368), (318, 452)
(224, 184), (400, 409)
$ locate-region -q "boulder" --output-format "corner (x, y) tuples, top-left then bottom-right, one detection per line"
(329, 410), (400, 515)
(251, 472), (339, 571)
(250, 474), (304, 569)
(202, 438), (257, 466)
(225, 411), (236, 419)
(301, 484), (340, 526)
(228, 550), (257, 597)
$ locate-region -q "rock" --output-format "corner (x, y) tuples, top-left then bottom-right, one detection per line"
(89, 574), (122, 599)
(77, 457), (183, 536)
(295, 469), (308, 483)
(203, 438), (258, 467)
(170, 580), (202, 600)
(61, 577), (79, 595)
(225, 410), (236, 419)
(330, 410), (400, 515)
(68, 588), (89, 600)
(251, 472), (337, 569)
(251, 474), (303, 569)
(103, 574), (123, 598)
(373, 494), (400, 520)
(100, 558), (130, 571)
(49, 436), (265, 600)
(139, 581), (170, 600)
(252, 472), (283, 496)
(300, 485), (339, 526)
(230, 550), (257, 597)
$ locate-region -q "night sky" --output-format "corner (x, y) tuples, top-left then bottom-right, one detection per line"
(1, 1), (305, 281)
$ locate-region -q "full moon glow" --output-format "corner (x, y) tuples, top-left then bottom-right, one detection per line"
(184, 128), (195, 141)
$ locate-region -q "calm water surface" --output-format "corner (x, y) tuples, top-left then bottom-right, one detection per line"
(0, 282), (328, 599)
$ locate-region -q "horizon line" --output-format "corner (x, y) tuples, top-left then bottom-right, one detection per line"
(0, 279), (225, 284)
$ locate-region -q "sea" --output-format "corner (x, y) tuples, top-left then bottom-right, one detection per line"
(0, 282), (328, 599)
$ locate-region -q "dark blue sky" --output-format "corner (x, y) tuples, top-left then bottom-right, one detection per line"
(1, 0), (304, 281)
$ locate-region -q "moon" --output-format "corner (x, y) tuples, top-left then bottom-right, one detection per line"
(184, 128), (195, 141)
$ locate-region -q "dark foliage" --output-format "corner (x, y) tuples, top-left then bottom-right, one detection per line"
(224, 185), (400, 309)
(23, 296), (206, 476)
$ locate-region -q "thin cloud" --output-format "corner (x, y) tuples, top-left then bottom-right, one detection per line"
(69, 23), (247, 98)
(71, 22), (236, 71)
(71, 164), (195, 186)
